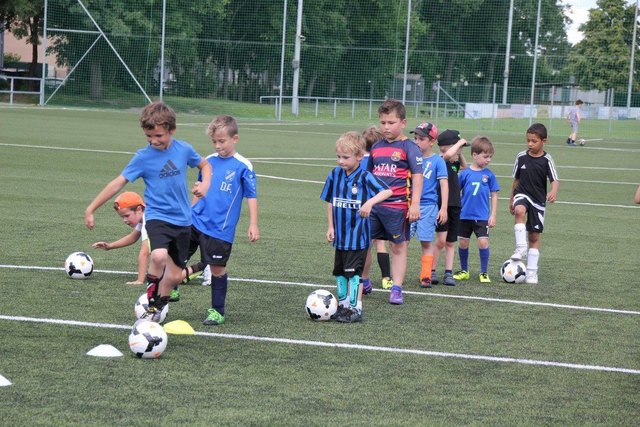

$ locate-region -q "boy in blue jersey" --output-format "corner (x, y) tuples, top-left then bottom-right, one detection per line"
(453, 136), (500, 283)
(510, 123), (559, 284)
(410, 122), (449, 288)
(186, 115), (259, 326)
(85, 102), (212, 320)
(367, 99), (423, 305)
(360, 125), (392, 295)
(322, 131), (392, 322)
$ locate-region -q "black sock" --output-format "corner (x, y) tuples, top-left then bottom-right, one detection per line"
(377, 253), (391, 278)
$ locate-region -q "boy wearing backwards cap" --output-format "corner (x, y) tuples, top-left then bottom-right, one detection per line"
(432, 129), (467, 286)
(92, 191), (150, 287)
(410, 123), (449, 288)
(92, 192), (185, 301)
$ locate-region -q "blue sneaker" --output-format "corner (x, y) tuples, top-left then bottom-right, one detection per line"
(362, 278), (372, 295)
(389, 285), (404, 305)
(443, 272), (456, 286)
(431, 270), (439, 285)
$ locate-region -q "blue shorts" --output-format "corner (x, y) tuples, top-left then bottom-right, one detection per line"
(370, 205), (410, 244)
(416, 204), (438, 242)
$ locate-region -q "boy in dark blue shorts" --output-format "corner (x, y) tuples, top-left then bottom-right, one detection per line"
(322, 131), (391, 322)
(85, 102), (212, 321)
(367, 99), (423, 305)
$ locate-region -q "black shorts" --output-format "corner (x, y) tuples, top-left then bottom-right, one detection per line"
(187, 226), (233, 266)
(458, 219), (490, 239)
(513, 195), (546, 233)
(436, 206), (461, 243)
(332, 248), (368, 278)
(145, 220), (191, 268)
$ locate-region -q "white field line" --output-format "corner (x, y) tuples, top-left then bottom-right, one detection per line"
(255, 174), (640, 209)
(1, 264), (638, 316)
(0, 142), (135, 155)
(0, 314), (638, 375)
(2, 143), (640, 172)
(254, 161), (639, 186)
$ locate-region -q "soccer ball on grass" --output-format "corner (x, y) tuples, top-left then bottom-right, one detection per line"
(305, 289), (338, 321)
(128, 321), (168, 359)
(134, 293), (168, 323)
(500, 259), (526, 283)
(64, 252), (94, 279)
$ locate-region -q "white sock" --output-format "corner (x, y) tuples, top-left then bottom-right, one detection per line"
(514, 223), (527, 251)
(527, 248), (539, 273)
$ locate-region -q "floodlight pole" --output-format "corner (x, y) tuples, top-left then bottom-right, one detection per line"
(40, 0), (49, 105)
(278, 0), (288, 121)
(528, 0), (542, 126)
(502, 0), (514, 105)
(401, 0), (412, 104)
(159, 0), (166, 100)
(627, 0), (639, 109)
(291, 0), (303, 116)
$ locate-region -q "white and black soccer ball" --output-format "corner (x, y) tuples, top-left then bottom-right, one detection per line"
(305, 289), (338, 321)
(134, 293), (168, 323)
(64, 252), (94, 279)
(578, 138), (586, 146)
(128, 321), (168, 359)
(501, 259), (527, 283)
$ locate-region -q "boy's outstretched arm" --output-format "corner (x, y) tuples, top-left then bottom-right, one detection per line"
(92, 230), (142, 250)
(246, 198), (260, 242)
(85, 175), (128, 229)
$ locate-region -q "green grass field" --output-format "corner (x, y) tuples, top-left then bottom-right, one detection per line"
(0, 105), (639, 426)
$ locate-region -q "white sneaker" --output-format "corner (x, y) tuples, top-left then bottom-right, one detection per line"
(511, 248), (527, 261)
(525, 272), (538, 284)
(202, 265), (211, 286)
